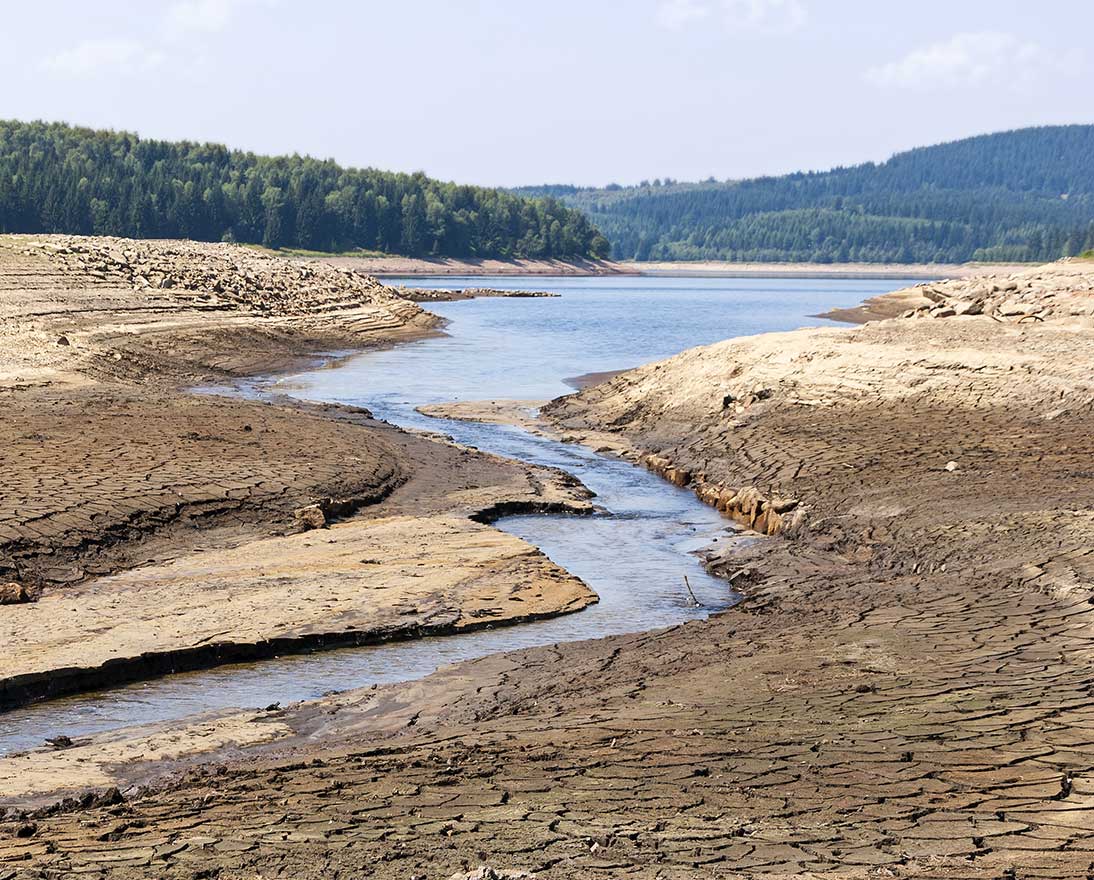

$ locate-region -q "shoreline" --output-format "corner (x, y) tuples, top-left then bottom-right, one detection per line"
(301, 251), (1032, 281)
(311, 254), (634, 277)
(631, 259), (1031, 279)
(5, 252), (1094, 877)
(0, 235), (600, 720)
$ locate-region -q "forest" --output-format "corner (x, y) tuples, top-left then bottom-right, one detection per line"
(0, 120), (610, 260)
(516, 126), (1094, 263)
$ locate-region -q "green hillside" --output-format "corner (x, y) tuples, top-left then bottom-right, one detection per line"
(516, 126), (1094, 263)
(0, 120), (610, 260)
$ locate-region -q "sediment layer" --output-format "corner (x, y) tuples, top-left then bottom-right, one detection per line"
(0, 235), (597, 711)
(3, 258), (1094, 878)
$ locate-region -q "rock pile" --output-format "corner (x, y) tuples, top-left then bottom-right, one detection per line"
(13, 236), (419, 319)
(900, 261), (1094, 323)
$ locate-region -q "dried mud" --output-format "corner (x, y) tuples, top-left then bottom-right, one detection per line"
(2, 249), (1093, 879)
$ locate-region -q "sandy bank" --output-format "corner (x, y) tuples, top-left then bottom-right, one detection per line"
(818, 257), (1094, 323)
(634, 258), (1029, 279)
(0, 235), (597, 712)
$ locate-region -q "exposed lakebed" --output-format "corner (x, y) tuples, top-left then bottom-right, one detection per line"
(0, 275), (918, 755)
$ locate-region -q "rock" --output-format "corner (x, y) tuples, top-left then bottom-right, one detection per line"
(294, 504), (327, 531)
(951, 299), (982, 316)
(931, 307), (956, 318)
(997, 299), (1036, 317)
(771, 497), (800, 514)
(0, 582), (29, 604)
(448, 868), (530, 880)
(664, 467), (691, 487)
(56, 335), (71, 346)
(922, 289), (947, 303)
(944, 461), (959, 472)
(45, 735), (73, 750)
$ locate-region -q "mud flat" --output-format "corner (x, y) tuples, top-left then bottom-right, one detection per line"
(0, 235), (596, 713)
(3, 255), (1094, 878)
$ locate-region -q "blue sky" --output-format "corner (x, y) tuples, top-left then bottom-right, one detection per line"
(2, 1), (1090, 186)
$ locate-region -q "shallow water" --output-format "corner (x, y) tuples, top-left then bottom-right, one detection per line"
(0, 275), (919, 756)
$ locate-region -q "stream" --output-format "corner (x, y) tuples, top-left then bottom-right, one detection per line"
(0, 274), (918, 755)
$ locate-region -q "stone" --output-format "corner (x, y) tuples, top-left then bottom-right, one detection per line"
(448, 868), (530, 880)
(0, 582), (29, 604)
(293, 504), (327, 531)
(997, 299), (1036, 317)
(952, 299), (982, 316)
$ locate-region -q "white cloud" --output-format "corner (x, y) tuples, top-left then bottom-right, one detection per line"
(41, 39), (164, 77)
(164, 0), (278, 38)
(867, 32), (1084, 91)
(165, 0), (243, 37)
(42, 2), (275, 79)
(657, 0), (807, 33)
(656, 0), (710, 31)
(721, 0), (807, 32)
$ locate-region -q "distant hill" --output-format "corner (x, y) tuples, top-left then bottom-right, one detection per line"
(515, 126), (1094, 263)
(0, 120), (610, 260)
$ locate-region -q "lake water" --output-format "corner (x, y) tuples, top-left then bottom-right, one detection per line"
(0, 275), (918, 755)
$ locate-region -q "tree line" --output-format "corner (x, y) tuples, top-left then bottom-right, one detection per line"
(0, 120), (610, 259)
(516, 126), (1094, 263)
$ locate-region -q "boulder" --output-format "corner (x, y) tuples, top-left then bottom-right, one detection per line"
(0, 582), (29, 604)
(951, 299), (983, 316)
(293, 504), (327, 531)
(997, 299), (1037, 317)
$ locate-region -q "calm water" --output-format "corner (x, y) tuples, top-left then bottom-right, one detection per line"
(0, 275), (917, 755)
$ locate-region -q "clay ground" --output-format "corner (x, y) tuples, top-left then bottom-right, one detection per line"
(0, 235), (597, 711)
(1, 262), (1093, 878)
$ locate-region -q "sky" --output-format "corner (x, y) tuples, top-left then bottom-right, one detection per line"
(2, 0), (1091, 187)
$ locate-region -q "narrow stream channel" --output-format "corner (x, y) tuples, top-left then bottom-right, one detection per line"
(0, 275), (917, 756)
